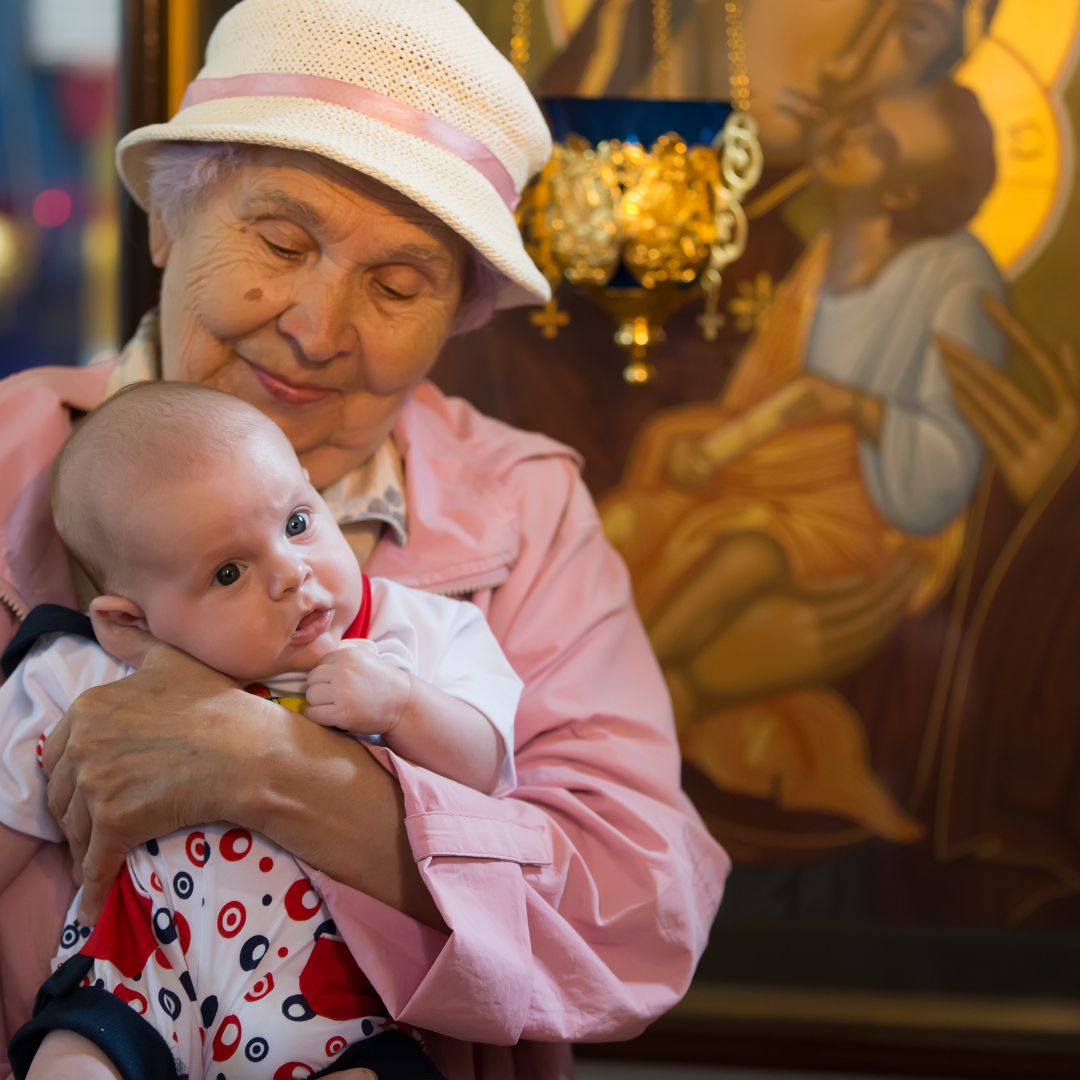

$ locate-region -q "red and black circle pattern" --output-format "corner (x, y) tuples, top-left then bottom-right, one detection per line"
(62, 823), (398, 1077)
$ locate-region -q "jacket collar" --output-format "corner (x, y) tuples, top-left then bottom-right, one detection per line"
(367, 381), (580, 596)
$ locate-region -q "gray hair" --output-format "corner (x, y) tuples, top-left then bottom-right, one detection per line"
(146, 141), (501, 334)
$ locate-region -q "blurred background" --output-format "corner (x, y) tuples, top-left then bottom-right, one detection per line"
(0, 0), (120, 378)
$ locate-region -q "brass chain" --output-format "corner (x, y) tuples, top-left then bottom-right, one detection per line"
(511, 0), (533, 77)
(652, 0), (673, 98)
(699, 0), (754, 339)
(725, 0), (750, 111)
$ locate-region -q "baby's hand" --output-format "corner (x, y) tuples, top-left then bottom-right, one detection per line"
(304, 642), (412, 736)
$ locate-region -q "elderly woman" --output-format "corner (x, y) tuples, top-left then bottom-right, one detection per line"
(0, 0), (726, 1076)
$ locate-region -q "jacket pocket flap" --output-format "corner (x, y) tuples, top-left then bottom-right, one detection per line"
(405, 811), (551, 865)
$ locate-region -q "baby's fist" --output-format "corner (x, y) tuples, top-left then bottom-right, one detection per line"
(304, 642), (410, 735)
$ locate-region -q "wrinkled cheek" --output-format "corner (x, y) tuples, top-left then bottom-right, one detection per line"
(163, 245), (279, 381)
(161, 288), (240, 386)
(362, 318), (451, 398)
(196, 269), (275, 340)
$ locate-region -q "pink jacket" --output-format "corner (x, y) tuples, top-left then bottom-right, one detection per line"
(0, 367), (729, 1079)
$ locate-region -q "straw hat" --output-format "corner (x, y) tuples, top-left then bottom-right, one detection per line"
(116, 0), (552, 308)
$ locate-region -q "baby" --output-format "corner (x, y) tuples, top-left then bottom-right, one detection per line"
(0, 382), (522, 1080)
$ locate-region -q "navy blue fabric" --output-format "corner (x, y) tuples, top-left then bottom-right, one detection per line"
(8, 954), (182, 1080)
(1, 604), (96, 678)
(10, 957), (443, 1080)
(311, 1031), (447, 1080)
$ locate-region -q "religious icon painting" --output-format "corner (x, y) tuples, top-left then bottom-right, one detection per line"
(127, 0), (1080, 1074)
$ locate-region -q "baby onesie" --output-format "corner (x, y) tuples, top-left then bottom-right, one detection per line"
(0, 575), (522, 1079)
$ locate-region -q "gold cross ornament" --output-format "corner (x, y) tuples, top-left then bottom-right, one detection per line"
(530, 298), (570, 339)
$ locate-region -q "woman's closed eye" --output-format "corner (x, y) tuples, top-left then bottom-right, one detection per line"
(371, 265), (425, 301)
(256, 220), (314, 262)
(264, 238), (303, 260)
(375, 279), (417, 301)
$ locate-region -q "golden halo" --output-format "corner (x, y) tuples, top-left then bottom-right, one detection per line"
(956, 0), (1080, 276)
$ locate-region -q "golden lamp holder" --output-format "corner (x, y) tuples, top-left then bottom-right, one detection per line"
(517, 107), (763, 384)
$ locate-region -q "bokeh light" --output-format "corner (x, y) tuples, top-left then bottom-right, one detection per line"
(32, 188), (72, 228)
(0, 215), (19, 289)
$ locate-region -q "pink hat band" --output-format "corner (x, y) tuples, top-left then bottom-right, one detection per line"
(181, 72), (521, 211)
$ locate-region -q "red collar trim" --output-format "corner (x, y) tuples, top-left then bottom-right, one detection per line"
(244, 574), (370, 699)
(343, 573), (372, 640)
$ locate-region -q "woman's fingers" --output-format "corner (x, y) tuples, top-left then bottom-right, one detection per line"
(43, 738), (78, 830)
(40, 711), (71, 779)
(40, 648), (266, 921)
(77, 824), (132, 924)
(59, 787), (93, 876)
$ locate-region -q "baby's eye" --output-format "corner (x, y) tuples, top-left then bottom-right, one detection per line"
(215, 563), (242, 587)
(286, 511), (310, 537)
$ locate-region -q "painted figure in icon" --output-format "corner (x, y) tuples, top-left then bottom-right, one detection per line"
(600, 77), (1004, 842)
(540, 0), (1080, 920)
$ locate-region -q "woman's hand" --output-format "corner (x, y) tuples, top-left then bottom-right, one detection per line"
(41, 640), (257, 921)
(41, 641), (445, 931)
(937, 294), (1080, 507)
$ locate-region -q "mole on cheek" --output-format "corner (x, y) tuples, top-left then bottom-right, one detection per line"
(244, 288), (263, 301)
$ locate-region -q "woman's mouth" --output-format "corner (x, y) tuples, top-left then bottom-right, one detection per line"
(246, 361), (333, 406)
(292, 608), (333, 643)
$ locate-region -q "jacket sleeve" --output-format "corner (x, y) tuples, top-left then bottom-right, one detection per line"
(309, 455), (729, 1045)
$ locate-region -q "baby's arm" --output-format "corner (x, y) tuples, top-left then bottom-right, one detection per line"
(0, 820), (43, 895)
(25, 1030), (122, 1080)
(305, 647), (505, 793)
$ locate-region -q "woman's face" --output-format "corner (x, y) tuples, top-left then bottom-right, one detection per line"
(150, 151), (466, 490)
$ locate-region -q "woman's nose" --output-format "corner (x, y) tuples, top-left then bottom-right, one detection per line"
(276, 266), (360, 365)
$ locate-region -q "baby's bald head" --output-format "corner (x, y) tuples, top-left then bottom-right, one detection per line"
(52, 381), (294, 594)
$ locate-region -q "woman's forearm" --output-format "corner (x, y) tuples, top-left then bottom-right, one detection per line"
(45, 643), (445, 929)
(227, 707), (448, 932)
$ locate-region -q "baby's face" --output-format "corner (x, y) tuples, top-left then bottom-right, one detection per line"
(119, 429), (364, 681)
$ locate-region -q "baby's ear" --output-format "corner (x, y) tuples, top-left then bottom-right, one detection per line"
(88, 596), (154, 669)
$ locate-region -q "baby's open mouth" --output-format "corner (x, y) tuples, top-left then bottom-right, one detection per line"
(292, 608), (332, 643)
